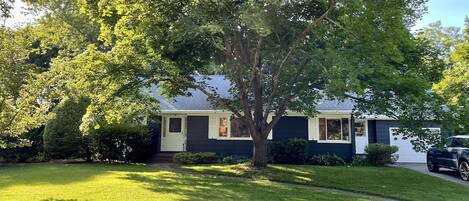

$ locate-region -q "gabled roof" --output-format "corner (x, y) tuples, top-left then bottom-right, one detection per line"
(150, 75), (355, 112)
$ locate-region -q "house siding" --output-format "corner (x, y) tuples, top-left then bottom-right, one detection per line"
(148, 116), (162, 154)
(375, 120), (442, 145)
(186, 116), (252, 156)
(185, 115), (353, 161)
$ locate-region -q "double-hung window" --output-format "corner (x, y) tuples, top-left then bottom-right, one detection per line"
(319, 118), (350, 142)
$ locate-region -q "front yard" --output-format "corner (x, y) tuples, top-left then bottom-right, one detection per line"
(0, 163), (370, 201)
(1, 163), (468, 201)
(177, 163), (469, 201)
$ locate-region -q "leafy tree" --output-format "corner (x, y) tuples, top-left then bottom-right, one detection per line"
(76, 0), (440, 167)
(433, 18), (469, 134)
(0, 0), (13, 19)
(43, 96), (89, 159)
(0, 27), (41, 148)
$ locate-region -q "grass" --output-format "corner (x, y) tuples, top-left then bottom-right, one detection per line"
(177, 163), (469, 201)
(0, 163), (372, 201)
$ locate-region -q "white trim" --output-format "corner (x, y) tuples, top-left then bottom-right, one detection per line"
(316, 117), (352, 143)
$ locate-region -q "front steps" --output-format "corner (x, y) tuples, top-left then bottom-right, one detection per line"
(148, 152), (178, 163)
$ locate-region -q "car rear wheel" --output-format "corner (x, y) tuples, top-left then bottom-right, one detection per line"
(459, 161), (469, 181)
(427, 156), (439, 172)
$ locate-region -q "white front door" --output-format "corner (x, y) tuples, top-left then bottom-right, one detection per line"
(161, 116), (186, 152)
(354, 120), (368, 154)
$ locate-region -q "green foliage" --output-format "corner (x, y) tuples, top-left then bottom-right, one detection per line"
(173, 152), (219, 165)
(268, 138), (309, 164)
(43, 96), (89, 159)
(221, 155), (250, 164)
(0, 127), (45, 162)
(350, 156), (367, 167)
(364, 144), (399, 166)
(309, 154), (346, 166)
(91, 123), (151, 163)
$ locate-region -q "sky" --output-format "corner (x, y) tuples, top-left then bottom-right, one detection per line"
(3, 0), (469, 30)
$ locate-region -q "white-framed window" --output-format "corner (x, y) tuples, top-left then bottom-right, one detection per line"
(354, 120), (367, 137)
(318, 118), (350, 142)
(209, 114), (272, 140)
(218, 116), (251, 139)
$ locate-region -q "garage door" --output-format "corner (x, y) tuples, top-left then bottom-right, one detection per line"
(389, 128), (440, 163)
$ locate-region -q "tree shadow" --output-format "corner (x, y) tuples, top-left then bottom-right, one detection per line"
(0, 162), (160, 189)
(122, 171), (347, 201)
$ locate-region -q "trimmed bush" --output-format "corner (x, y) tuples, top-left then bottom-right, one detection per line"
(92, 123), (151, 163)
(310, 153), (346, 166)
(173, 152), (218, 164)
(364, 143), (399, 166)
(350, 155), (367, 166)
(221, 155), (250, 164)
(268, 138), (309, 164)
(43, 97), (89, 159)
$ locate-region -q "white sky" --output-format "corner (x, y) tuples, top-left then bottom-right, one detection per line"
(3, 0), (468, 30)
(2, 0), (39, 28)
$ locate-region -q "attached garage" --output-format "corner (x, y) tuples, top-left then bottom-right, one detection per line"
(366, 120), (442, 163)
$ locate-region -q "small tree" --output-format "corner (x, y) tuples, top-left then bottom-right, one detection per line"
(43, 96), (89, 159)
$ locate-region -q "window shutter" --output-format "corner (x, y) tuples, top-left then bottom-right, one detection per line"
(308, 117), (319, 140)
(208, 115), (218, 139)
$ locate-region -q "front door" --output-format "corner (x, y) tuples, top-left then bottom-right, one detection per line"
(161, 116), (186, 152)
(354, 120), (368, 154)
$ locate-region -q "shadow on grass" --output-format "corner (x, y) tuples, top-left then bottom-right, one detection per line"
(122, 170), (357, 201)
(0, 162), (160, 189)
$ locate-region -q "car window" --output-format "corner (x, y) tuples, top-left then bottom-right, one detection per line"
(449, 138), (469, 148)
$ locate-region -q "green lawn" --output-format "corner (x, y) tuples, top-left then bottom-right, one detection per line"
(0, 163), (371, 201)
(177, 163), (469, 201)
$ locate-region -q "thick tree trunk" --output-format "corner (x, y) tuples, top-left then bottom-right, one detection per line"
(251, 136), (268, 168)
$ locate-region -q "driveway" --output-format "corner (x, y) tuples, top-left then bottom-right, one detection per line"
(397, 163), (469, 186)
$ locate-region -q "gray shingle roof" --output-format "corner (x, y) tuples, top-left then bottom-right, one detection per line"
(151, 75), (354, 111)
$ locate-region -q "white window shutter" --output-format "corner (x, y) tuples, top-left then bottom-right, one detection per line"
(208, 115), (218, 139)
(308, 117), (319, 141)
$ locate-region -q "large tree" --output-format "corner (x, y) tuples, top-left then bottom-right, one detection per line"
(76, 0), (441, 167)
(433, 18), (469, 134)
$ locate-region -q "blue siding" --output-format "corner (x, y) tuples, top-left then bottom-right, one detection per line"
(367, 120), (377, 143)
(186, 116), (252, 156)
(273, 116), (309, 141)
(375, 120), (442, 145)
(185, 115), (353, 161)
(148, 116), (162, 154)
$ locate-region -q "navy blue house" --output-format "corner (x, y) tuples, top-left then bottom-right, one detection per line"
(150, 76), (442, 163)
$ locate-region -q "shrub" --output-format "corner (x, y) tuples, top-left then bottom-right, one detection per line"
(92, 123), (151, 163)
(268, 138), (309, 164)
(221, 155), (250, 164)
(43, 97), (89, 159)
(309, 153), (346, 166)
(0, 127), (45, 163)
(364, 143), (399, 166)
(350, 155), (367, 166)
(173, 152), (218, 164)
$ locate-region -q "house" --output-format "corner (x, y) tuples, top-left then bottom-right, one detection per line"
(149, 75), (441, 163)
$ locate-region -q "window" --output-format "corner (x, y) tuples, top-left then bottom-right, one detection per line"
(319, 118), (350, 142)
(168, 118), (182, 133)
(219, 117), (228, 137)
(218, 116), (250, 138)
(230, 117), (250, 137)
(354, 121), (366, 137)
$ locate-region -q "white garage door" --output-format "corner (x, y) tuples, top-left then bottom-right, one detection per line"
(389, 128), (440, 163)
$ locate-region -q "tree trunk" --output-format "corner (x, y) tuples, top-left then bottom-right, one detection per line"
(251, 136), (268, 168)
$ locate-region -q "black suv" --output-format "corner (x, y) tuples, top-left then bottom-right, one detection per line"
(427, 136), (469, 181)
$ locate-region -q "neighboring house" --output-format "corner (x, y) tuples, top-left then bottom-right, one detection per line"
(149, 75), (441, 163)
